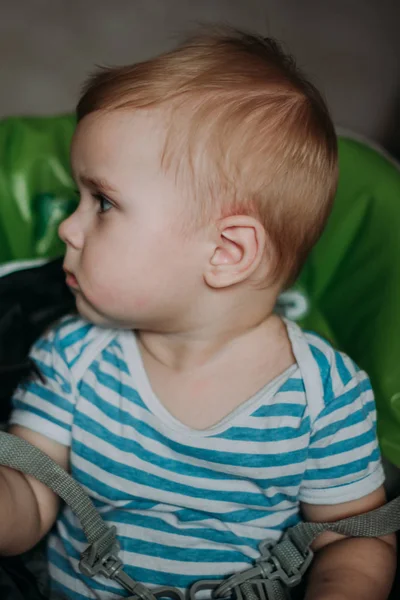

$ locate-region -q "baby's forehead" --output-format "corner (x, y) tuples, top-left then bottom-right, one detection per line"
(75, 108), (167, 144)
(69, 108), (193, 211)
(71, 109), (170, 168)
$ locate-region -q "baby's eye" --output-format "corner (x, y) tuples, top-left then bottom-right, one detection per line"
(93, 192), (113, 214)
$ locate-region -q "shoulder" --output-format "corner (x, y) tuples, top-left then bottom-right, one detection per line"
(34, 314), (116, 371)
(298, 330), (375, 436)
(302, 330), (366, 402)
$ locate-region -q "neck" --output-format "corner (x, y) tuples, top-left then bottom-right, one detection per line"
(137, 287), (281, 370)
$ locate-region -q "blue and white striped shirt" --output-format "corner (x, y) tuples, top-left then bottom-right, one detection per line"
(10, 316), (384, 600)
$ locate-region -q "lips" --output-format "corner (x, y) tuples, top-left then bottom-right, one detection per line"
(64, 268), (79, 289)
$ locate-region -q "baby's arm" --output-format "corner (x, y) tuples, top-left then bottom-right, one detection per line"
(301, 486), (397, 600)
(0, 425), (69, 556)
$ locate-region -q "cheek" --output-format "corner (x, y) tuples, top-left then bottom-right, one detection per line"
(79, 239), (153, 312)
(79, 236), (126, 293)
(79, 223), (195, 310)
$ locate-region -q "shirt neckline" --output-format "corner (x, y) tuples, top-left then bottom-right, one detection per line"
(118, 322), (300, 437)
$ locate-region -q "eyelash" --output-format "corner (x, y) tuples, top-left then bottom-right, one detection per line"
(93, 192), (113, 214)
(73, 189), (113, 214)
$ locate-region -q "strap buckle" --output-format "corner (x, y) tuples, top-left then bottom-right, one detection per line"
(80, 528), (313, 600)
(189, 579), (280, 600)
(214, 535), (313, 599)
(129, 587), (185, 600)
(189, 580), (222, 600)
(79, 527), (157, 600)
(257, 537), (313, 588)
(79, 526), (122, 579)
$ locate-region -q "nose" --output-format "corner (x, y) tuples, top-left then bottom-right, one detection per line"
(58, 210), (85, 250)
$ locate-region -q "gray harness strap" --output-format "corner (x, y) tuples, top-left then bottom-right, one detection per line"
(1, 430), (399, 600)
(0, 431), (155, 600)
(0, 432), (107, 546)
(216, 497), (400, 600)
(0, 321), (399, 599)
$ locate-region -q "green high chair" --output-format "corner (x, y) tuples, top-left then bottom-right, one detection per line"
(1, 114), (399, 468)
(0, 114), (399, 599)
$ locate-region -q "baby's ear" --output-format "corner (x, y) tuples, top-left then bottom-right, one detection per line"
(204, 216), (267, 288)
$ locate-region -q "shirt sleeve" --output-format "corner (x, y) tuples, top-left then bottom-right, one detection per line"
(9, 323), (76, 446)
(299, 366), (385, 505)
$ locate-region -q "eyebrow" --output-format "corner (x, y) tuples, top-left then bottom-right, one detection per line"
(79, 175), (118, 195)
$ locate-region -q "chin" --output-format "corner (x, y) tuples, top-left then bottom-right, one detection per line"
(75, 292), (145, 330)
(75, 295), (110, 326)
(78, 303), (135, 330)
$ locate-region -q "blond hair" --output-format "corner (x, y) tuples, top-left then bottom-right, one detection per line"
(77, 27), (338, 287)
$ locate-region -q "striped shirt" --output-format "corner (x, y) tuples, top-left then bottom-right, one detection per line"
(10, 315), (384, 600)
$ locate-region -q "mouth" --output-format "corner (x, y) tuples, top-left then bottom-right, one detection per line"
(63, 268), (79, 289)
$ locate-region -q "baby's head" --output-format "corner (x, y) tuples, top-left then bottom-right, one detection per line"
(60, 28), (337, 330)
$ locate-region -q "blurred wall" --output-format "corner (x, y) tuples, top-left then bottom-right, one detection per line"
(0, 0), (399, 151)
